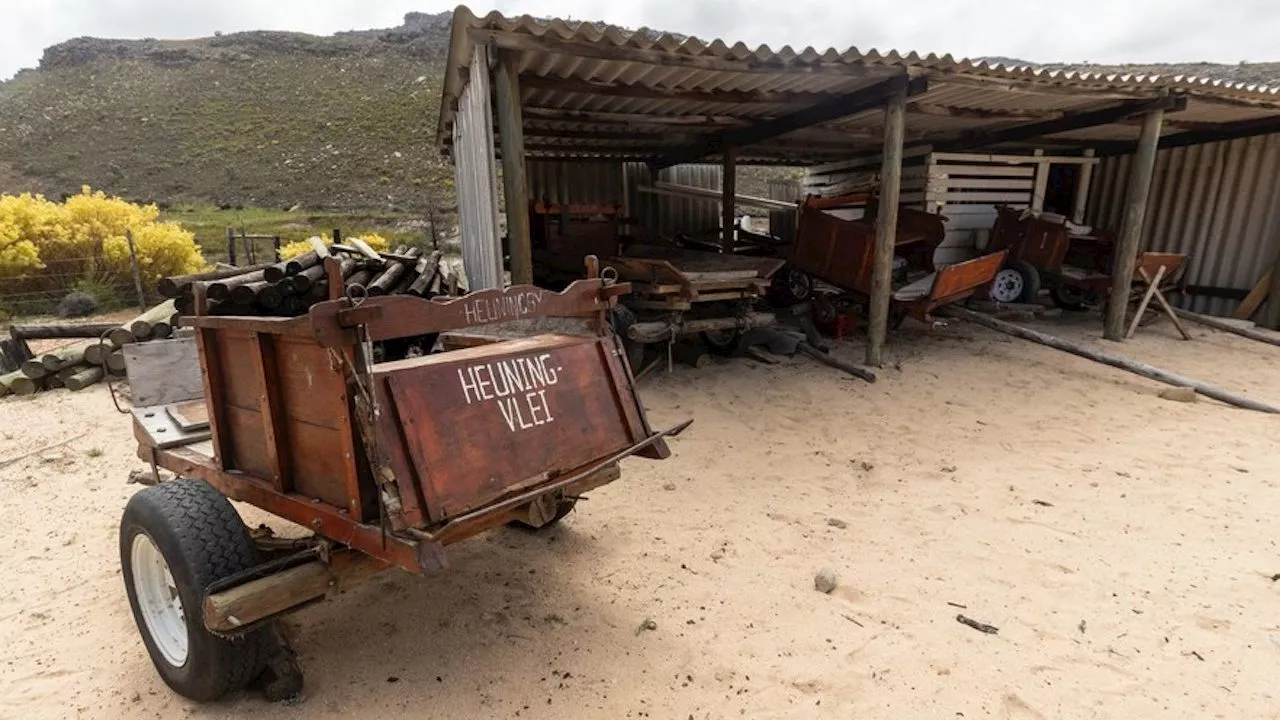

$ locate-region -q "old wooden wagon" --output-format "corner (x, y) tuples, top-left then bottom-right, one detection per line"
(785, 195), (1008, 326)
(120, 257), (688, 701)
(986, 205), (1188, 309)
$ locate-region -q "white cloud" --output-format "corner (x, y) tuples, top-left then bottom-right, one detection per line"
(1, 0), (1277, 80)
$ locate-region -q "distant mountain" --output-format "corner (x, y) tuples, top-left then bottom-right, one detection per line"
(0, 12), (456, 212)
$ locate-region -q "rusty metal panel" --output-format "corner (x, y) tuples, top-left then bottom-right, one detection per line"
(374, 334), (645, 522)
(1088, 133), (1280, 317)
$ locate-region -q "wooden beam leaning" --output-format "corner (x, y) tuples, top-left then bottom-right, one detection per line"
(651, 74), (927, 170)
(495, 50), (532, 285)
(1104, 107), (1165, 340)
(866, 82), (908, 367)
(722, 147), (737, 253)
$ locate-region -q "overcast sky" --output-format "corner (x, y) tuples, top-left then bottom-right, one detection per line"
(2, 0), (1277, 80)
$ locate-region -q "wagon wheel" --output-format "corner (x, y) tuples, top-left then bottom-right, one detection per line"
(989, 260), (1040, 304)
(120, 479), (270, 701)
(700, 328), (750, 357)
(1050, 284), (1089, 311)
(769, 265), (812, 306)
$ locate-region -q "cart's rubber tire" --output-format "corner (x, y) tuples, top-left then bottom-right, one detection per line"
(120, 479), (268, 702)
(989, 260), (1041, 303)
(509, 499), (577, 531)
(607, 305), (647, 371)
(770, 266), (812, 306)
(1050, 284), (1088, 311)
(700, 328), (750, 357)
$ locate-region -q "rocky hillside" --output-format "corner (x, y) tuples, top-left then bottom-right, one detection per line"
(0, 12), (456, 212)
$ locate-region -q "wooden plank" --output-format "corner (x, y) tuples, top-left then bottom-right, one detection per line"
(627, 298), (693, 311)
(248, 333), (288, 490)
(933, 178), (1035, 190)
(1233, 266), (1272, 320)
(932, 164), (1037, 178)
(1139, 267), (1192, 341)
(931, 152), (1102, 165)
(203, 562), (332, 633)
(923, 191), (1034, 204)
(123, 337), (204, 406)
(1125, 265), (1167, 339)
(167, 401), (209, 432)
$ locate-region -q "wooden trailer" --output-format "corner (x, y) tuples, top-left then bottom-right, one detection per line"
(120, 257), (689, 702)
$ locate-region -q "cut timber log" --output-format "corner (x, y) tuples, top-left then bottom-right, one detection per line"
(65, 366), (105, 391)
(10, 323), (117, 341)
(673, 342), (711, 369)
(1173, 308), (1280, 347)
(208, 268), (269, 302)
(264, 251), (320, 283)
(407, 251), (443, 295)
(6, 372), (43, 395)
(158, 263), (271, 299)
(797, 342), (877, 382)
(368, 249), (420, 296)
(20, 356), (48, 379)
(0, 369), (23, 396)
(941, 306), (1280, 414)
(106, 350), (127, 373)
(203, 561), (332, 634)
(84, 342), (114, 367)
(130, 300), (178, 340)
(231, 280), (284, 308)
(40, 341), (94, 372)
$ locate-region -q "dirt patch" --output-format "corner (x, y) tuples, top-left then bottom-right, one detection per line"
(2, 313), (1278, 718)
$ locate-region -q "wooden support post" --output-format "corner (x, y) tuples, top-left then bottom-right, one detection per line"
(494, 50), (532, 286)
(1071, 149), (1096, 224)
(721, 146), (737, 253)
(1125, 265), (1166, 338)
(1104, 107), (1164, 340)
(866, 82), (907, 367)
(225, 227), (237, 266)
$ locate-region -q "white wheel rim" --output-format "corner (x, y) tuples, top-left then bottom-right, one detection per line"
(991, 268), (1024, 303)
(131, 533), (189, 667)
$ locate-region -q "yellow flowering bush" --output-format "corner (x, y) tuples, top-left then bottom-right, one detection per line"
(0, 188), (204, 301)
(279, 232), (390, 260)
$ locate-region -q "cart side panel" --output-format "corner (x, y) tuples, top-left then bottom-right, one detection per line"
(375, 334), (644, 524)
(792, 205), (876, 295)
(1011, 219), (1071, 272)
(210, 329), (272, 480)
(272, 334), (365, 517)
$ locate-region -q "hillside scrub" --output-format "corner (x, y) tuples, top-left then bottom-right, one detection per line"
(0, 188), (203, 314)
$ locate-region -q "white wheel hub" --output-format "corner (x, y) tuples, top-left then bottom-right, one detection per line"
(131, 533), (188, 667)
(991, 268), (1025, 303)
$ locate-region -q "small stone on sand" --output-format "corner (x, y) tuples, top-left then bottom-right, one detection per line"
(1158, 387), (1197, 403)
(814, 568), (838, 594)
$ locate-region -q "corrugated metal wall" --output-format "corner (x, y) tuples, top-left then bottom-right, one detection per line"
(767, 178), (801, 244)
(625, 163), (723, 239)
(526, 160), (626, 205)
(453, 45), (503, 290)
(1088, 133), (1280, 317)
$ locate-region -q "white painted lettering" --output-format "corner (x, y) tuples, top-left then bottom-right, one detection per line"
(458, 367), (480, 405)
(455, 350), (564, 433)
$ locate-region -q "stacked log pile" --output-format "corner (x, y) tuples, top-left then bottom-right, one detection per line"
(0, 238), (460, 400)
(163, 239), (457, 318)
(0, 305), (175, 397)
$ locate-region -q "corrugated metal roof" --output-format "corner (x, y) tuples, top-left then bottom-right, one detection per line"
(439, 6), (1280, 163)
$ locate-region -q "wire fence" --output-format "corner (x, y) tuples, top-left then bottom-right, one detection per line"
(0, 255), (149, 318)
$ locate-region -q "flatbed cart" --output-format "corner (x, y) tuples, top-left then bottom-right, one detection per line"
(120, 257), (689, 701)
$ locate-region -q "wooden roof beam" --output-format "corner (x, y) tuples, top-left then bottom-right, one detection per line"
(1092, 113), (1280, 155)
(932, 93), (1187, 153)
(651, 74), (929, 170)
(907, 102), (1063, 121)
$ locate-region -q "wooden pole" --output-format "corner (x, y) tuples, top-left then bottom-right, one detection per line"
(798, 342), (877, 382)
(720, 147), (737, 253)
(225, 227), (237, 266)
(1174, 308), (1280, 347)
(867, 81), (908, 367)
(1104, 107), (1164, 341)
(494, 50), (532, 286)
(1071, 149), (1096, 225)
(1138, 267), (1192, 340)
(1125, 265), (1166, 338)
(125, 229), (147, 311)
(941, 306), (1280, 414)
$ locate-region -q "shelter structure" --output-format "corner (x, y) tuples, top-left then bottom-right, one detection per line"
(438, 6), (1280, 362)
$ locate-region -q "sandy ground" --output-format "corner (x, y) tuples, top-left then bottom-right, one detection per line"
(2, 312), (1280, 719)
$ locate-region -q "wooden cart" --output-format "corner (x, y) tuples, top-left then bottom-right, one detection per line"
(986, 205), (1188, 309)
(786, 196), (1008, 325)
(120, 258), (689, 701)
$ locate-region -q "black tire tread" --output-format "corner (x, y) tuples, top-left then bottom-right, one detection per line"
(122, 479), (267, 700)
